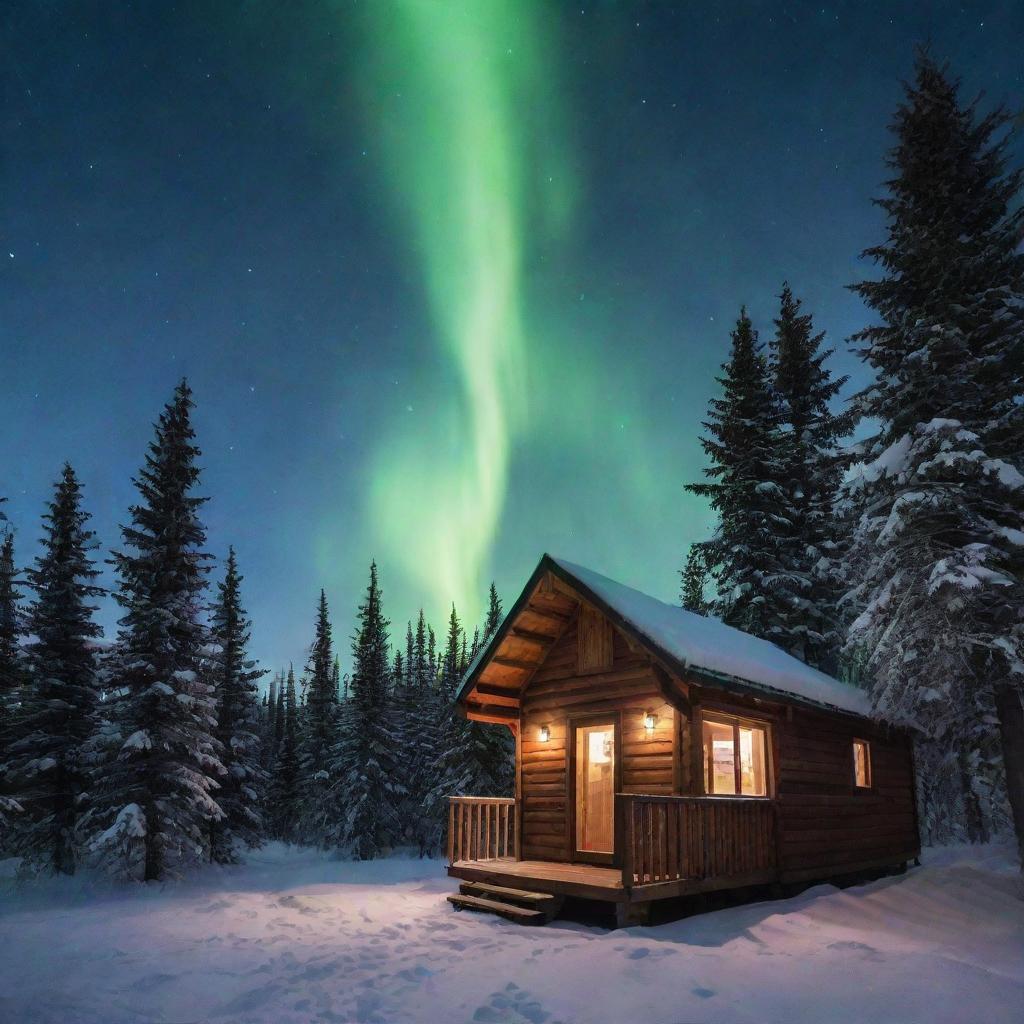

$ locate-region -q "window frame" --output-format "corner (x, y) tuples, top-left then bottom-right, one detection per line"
(852, 738), (872, 790)
(699, 710), (773, 799)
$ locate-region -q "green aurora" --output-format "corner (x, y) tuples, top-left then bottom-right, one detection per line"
(345, 0), (700, 627)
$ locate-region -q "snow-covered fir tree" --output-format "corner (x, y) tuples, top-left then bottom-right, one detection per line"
(208, 548), (265, 862)
(769, 283), (849, 670)
(839, 54), (1024, 846)
(686, 309), (787, 640)
(267, 666), (300, 840)
(679, 545), (710, 614)
(332, 562), (401, 858)
(296, 591), (339, 843)
(5, 465), (102, 874)
(88, 381), (225, 880)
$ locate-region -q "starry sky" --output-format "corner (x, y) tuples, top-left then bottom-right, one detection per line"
(2, 1), (1023, 675)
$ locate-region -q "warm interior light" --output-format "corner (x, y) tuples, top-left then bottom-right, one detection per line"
(644, 711), (657, 732)
(539, 725), (550, 742)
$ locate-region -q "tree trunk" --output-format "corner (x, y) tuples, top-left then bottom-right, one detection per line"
(994, 683), (1024, 867)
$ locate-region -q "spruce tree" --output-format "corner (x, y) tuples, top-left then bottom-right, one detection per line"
(0, 529), (24, 795)
(769, 283), (849, 670)
(403, 610), (436, 855)
(426, 602), (514, 852)
(274, 675), (285, 752)
(268, 666), (300, 840)
(839, 53), (1024, 846)
(333, 562), (401, 858)
(680, 545), (709, 614)
(296, 591), (338, 843)
(88, 381), (224, 880)
(686, 309), (787, 640)
(5, 465), (102, 874)
(0, 530), (21, 699)
(208, 548), (265, 862)
(265, 671), (280, 759)
(483, 582), (503, 641)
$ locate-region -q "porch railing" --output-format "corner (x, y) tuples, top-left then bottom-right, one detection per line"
(447, 796), (516, 864)
(618, 794), (776, 888)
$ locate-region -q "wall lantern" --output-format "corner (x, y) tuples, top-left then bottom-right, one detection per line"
(643, 711), (658, 733)
(539, 724), (551, 743)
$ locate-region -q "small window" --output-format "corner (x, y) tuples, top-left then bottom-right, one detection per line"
(853, 739), (872, 788)
(702, 716), (768, 797)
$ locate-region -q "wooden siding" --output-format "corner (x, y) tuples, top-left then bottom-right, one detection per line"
(774, 706), (918, 880)
(520, 618), (676, 861)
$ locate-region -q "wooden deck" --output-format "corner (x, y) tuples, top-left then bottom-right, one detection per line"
(449, 858), (627, 902)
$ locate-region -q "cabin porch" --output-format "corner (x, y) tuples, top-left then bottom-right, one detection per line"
(447, 793), (778, 924)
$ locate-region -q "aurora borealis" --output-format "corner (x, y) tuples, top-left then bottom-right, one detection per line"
(2, 2), (1022, 671)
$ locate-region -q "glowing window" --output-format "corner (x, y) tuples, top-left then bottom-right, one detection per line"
(853, 739), (872, 788)
(702, 716), (768, 797)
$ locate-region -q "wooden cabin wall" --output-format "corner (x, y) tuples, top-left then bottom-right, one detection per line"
(774, 706), (919, 881)
(519, 615), (676, 862)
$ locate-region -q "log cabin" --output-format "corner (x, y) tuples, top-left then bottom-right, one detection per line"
(446, 555), (920, 926)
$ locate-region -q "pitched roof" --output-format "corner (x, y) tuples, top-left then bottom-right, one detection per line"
(458, 554), (871, 718)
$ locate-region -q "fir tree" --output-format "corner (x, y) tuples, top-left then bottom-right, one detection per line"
(686, 309), (787, 640)
(680, 545), (709, 614)
(208, 548), (265, 862)
(426, 603), (513, 853)
(274, 675), (285, 751)
(264, 671), (280, 758)
(0, 528), (24, 794)
(268, 666), (300, 840)
(0, 530), (21, 698)
(333, 562), (401, 858)
(839, 53), (1024, 846)
(769, 283), (849, 670)
(403, 610), (436, 855)
(483, 582), (503, 640)
(296, 591), (338, 842)
(5, 465), (102, 874)
(88, 381), (224, 880)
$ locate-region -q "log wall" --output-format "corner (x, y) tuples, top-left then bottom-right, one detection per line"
(519, 619), (675, 862)
(773, 705), (919, 881)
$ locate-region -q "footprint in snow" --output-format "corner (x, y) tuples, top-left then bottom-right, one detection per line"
(826, 940), (884, 961)
(471, 984), (551, 1024)
(131, 972), (177, 991)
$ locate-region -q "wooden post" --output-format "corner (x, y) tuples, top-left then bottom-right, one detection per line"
(447, 799), (455, 863)
(615, 793), (633, 890)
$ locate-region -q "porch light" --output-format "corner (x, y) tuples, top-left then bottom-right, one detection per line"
(644, 711), (658, 732)
(539, 724), (550, 742)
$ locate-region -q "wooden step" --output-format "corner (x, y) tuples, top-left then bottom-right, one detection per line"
(459, 881), (562, 909)
(446, 893), (548, 924)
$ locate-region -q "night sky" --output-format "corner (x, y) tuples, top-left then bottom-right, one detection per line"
(3, 1), (1023, 674)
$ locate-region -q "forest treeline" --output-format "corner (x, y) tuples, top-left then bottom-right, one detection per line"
(1, 51), (1023, 877)
(0, 385), (511, 879)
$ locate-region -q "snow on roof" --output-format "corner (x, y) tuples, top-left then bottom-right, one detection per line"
(551, 556), (871, 717)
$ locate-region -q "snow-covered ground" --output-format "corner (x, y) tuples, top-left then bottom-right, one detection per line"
(1, 843), (1021, 1024)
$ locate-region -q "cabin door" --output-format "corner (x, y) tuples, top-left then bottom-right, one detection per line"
(571, 718), (619, 865)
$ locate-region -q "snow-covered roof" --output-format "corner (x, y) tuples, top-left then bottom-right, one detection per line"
(535, 556), (870, 716)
